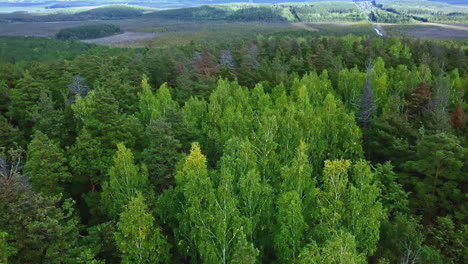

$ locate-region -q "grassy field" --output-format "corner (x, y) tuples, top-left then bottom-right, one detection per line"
(382, 23), (468, 39)
(377, 0), (468, 23)
(0, 1), (467, 47)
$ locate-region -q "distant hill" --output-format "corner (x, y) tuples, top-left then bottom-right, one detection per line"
(428, 0), (468, 4)
(1, 0), (313, 9)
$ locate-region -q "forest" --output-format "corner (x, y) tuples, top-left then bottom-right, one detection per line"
(56, 24), (123, 40)
(0, 18), (467, 264)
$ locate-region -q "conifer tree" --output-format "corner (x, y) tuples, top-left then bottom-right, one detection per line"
(24, 131), (71, 196)
(142, 119), (182, 191)
(7, 71), (43, 130)
(30, 91), (65, 143)
(0, 115), (22, 150)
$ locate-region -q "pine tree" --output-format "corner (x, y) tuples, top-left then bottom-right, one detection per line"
(30, 91), (65, 143)
(0, 80), (9, 114)
(0, 232), (15, 264)
(0, 115), (22, 150)
(72, 87), (135, 150)
(24, 131), (71, 196)
(0, 169), (84, 264)
(7, 71), (44, 130)
(142, 119), (182, 191)
(403, 133), (465, 218)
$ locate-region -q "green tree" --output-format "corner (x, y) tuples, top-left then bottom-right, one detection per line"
(24, 131), (71, 196)
(0, 115), (22, 150)
(30, 91), (65, 143)
(138, 77), (178, 125)
(274, 191), (307, 263)
(310, 94), (363, 171)
(142, 119), (182, 191)
(114, 194), (170, 264)
(0, 80), (9, 114)
(337, 67), (366, 111)
(0, 166), (84, 264)
(219, 138), (273, 245)
(371, 57), (388, 107)
(316, 160), (383, 256)
(429, 216), (467, 264)
(101, 143), (152, 219)
(7, 71), (43, 130)
(72, 87), (137, 150)
(176, 143), (257, 263)
(0, 232), (15, 264)
(403, 133), (466, 218)
(345, 161), (384, 255)
(298, 231), (365, 264)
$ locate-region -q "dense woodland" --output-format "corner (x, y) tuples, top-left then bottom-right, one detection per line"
(56, 24), (123, 40)
(0, 33), (467, 264)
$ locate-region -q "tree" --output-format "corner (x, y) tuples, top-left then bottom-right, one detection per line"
(195, 50), (218, 78)
(298, 231), (366, 264)
(274, 191), (307, 263)
(0, 80), (9, 114)
(407, 82), (432, 122)
(357, 65), (376, 129)
(337, 67), (366, 111)
(367, 96), (417, 166)
(345, 161), (384, 255)
(30, 91), (66, 143)
(376, 214), (442, 264)
(374, 162), (409, 217)
(0, 232), (15, 264)
(24, 131), (71, 197)
(403, 133), (466, 218)
(68, 75), (89, 103)
(114, 194), (170, 264)
(219, 138), (273, 249)
(316, 160), (383, 256)
(371, 57), (388, 107)
(72, 87), (137, 150)
(176, 143), (257, 263)
(310, 94), (363, 171)
(138, 77), (178, 125)
(279, 142), (317, 224)
(449, 105), (465, 129)
(7, 71), (44, 130)
(0, 115), (22, 150)
(101, 143), (152, 219)
(428, 75), (451, 132)
(0, 157), (85, 264)
(429, 216), (467, 264)
(98, 72), (138, 114)
(142, 118), (182, 191)
(68, 129), (110, 219)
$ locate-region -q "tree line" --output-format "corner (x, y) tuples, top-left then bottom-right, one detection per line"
(56, 24), (123, 41)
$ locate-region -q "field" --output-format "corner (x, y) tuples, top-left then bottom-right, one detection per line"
(382, 23), (468, 39)
(0, 1), (466, 46)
